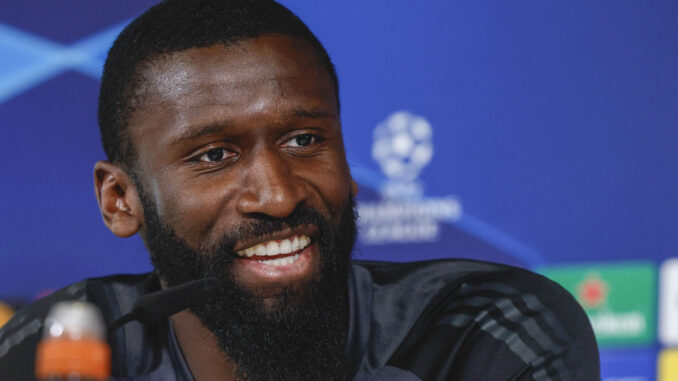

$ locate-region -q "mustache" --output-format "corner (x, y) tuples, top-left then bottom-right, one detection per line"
(200, 206), (328, 259)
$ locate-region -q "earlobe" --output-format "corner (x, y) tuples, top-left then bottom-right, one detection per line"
(350, 178), (359, 198)
(94, 161), (143, 237)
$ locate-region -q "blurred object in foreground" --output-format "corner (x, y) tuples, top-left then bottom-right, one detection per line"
(0, 301), (15, 329)
(35, 301), (111, 381)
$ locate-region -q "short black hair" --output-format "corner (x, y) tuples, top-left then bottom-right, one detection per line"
(98, 0), (338, 170)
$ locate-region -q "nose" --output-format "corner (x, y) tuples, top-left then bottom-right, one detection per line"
(235, 148), (308, 218)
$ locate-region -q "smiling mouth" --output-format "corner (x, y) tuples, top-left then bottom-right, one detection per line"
(236, 235), (311, 266)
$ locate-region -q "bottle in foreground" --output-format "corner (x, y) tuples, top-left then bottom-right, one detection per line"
(35, 301), (111, 381)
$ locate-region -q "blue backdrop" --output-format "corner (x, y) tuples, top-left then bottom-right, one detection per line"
(1, 1), (677, 379)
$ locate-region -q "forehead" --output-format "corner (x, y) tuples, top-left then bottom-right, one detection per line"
(126, 34), (338, 156)
(133, 34), (335, 117)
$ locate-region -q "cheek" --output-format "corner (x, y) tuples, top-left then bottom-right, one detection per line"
(152, 174), (237, 245)
(305, 159), (353, 219)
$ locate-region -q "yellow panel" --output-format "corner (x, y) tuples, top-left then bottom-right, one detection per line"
(658, 349), (678, 381)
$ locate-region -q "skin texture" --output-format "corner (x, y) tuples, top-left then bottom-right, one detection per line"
(94, 34), (358, 380)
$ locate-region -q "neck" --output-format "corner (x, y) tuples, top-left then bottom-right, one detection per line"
(171, 310), (238, 381)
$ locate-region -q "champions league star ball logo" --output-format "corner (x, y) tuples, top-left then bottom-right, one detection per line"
(372, 111), (434, 197)
(358, 111), (461, 245)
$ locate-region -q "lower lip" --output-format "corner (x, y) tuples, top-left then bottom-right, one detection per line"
(233, 244), (315, 282)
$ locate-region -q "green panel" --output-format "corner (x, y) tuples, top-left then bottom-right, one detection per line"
(540, 262), (656, 348)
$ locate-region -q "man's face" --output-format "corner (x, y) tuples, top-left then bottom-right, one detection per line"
(120, 34), (357, 379)
(127, 34), (356, 298)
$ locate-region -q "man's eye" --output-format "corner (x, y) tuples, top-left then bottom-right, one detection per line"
(198, 148), (231, 162)
(285, 134), (317, 148)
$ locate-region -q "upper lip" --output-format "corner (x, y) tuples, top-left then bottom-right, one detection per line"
(231, 225), (318, 253)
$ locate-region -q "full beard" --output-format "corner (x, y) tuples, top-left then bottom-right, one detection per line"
(138, 189), (357, 381)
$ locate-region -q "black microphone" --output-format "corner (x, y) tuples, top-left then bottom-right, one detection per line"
(107, 277), (220, 333)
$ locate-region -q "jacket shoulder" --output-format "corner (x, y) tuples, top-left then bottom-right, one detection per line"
(350, 259), (600, 380)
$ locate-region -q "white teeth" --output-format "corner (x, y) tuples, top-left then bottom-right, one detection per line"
(280, 239), (292, 253)
(266, 241), (280, 255)
(237, 235), (311, 257)
(258, 254), (300, 266)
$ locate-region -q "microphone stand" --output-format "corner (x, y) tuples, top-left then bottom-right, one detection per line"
(107, 277), (221, 333)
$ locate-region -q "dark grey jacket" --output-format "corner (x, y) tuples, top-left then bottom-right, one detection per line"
(0, 260), (600, 380)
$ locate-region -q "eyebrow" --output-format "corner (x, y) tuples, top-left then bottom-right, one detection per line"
(170, 120), (235, 146)
(169, 107), (336, 146)
(292, 107), (336, 119)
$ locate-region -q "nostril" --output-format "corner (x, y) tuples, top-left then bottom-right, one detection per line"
(235, 179), (307, 219)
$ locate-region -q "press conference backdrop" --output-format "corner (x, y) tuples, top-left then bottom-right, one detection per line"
(1, 1), (677, 379)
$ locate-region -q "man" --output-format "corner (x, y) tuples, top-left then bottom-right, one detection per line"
(0, 1), (599, 380)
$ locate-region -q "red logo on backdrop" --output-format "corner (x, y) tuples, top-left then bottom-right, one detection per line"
(577, 274), (609, 309)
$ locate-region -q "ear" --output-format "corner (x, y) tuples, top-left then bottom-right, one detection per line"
(350, 178), (359, 197)
(94, 161), (143, 237)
